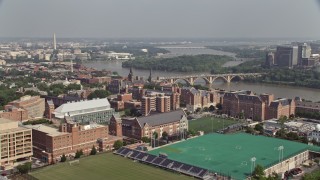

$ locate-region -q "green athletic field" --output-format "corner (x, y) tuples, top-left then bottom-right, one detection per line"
(30, 153), (190, 180)
(189, 116), (238, 134)
(149, 133), (320, 180)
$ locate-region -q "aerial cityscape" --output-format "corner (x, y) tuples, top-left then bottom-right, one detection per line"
(1, 0), (320, 180)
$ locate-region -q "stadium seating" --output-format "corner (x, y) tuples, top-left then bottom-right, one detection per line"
(129, 151), (140, 158)
(180, 164), (192, 172)
(114, 147), (212, 179)
(171, 161), (183, 169)
(151, 157), (165, 165)
(145, 155), (157, 163)
(199, 170), (209, 177)
(135, 153), (147, 160)
(160, 159), (173, 167)
(189, 166), (203, 174)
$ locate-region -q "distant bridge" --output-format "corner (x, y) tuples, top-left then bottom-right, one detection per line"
(157, 73), (263, 85)
(157, 46), (206, 49)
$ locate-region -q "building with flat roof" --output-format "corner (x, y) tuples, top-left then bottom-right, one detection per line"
(0, 118), (33, 170)
(5, 95), (45, 120)
(0, 108), (28, 122)
(25, 119), (121, 164)
(53, 98), (115, 124)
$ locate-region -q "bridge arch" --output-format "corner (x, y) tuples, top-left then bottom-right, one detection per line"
(212, 76), (229, 83)
(173, 78), (191, 85)
(193, 77), (211, 85)
(230, 75), (244, 82)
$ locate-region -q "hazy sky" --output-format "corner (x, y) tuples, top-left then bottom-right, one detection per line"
(0, 0), (320, 38)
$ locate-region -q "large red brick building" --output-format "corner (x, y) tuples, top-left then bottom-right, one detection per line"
(0, 108), (28, 122)
(180, 87), (219, 112)
(5, 95), (45, 120)
(25, 119), (121, 164)
(221, 90), (295, 121)
(110, 110), (188, 140)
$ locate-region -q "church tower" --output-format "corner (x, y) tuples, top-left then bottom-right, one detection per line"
(128, 66), (133, 82)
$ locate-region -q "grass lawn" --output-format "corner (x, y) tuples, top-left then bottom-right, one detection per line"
(30, 153), (190, 180)
(189, 116), (238, 134)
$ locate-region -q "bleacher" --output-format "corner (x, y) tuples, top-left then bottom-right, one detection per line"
(114, 147), (211, 179)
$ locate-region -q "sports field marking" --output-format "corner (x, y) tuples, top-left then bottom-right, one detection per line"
(162, 146), (183, 153)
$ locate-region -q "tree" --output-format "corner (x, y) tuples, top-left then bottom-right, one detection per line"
(113, 140), (123, 150)
(209, 105), (216, 112)
(74, 150), (82, 159)
(216, 103), (222, 110)
(279, 115), (288, 128)
(203, 107), (209, 112)
(16, 162), (32, 174)
(61, 154), (67, 162)
(312, 138), (318, 146)
(141, 137), (150, 143)
(66, 84), (81, 91)
(301, 136), (308, 144)
(24, 90), (40, 96)
(88, 90), (111, 100)
(239, 112), (245, 119)
(124, 109), (131, 116)
(286, 132), (299, 141)
(90, 146), (97, 155)
(253, 164), (265, 179)
(187, 129), (196, 136)
(153, 131), (158, 139)
(254, 124), (264, 133)
(245, 127), (255, 134)
(162, 131), (168, 140)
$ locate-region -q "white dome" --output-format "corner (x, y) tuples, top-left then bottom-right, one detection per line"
(316, 124), (320, 131)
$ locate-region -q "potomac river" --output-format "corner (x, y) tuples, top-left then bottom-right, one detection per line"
(83, 60), (320, 101)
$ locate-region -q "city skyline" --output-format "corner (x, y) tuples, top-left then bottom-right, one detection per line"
(0, 0), (320, 39)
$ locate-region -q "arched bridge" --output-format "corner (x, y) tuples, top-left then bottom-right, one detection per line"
(157, 73), (263, 85)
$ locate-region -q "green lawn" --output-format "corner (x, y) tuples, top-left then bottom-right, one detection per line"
(189, 116), (238, 134)
(30, 153), (190, 180)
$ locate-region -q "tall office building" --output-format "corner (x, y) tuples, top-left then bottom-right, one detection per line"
(141, 96), (156, 116)
(53, 33), (57, 50)
(0, 118), (33, 170)
(156, 95), (171, 113)
(275, 46), (298, 68)
(298, 43), (312, 66)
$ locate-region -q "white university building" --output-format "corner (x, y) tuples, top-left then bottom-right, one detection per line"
(53, 98), (115, 124)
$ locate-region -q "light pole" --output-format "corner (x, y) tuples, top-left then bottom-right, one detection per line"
(251, 157), (256, 176)
(212, 117), (214, 133)
(278, 146), (284, 163)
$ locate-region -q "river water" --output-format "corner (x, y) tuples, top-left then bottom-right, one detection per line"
(83, 45), (320, 101)
(83, 60), (320, 101)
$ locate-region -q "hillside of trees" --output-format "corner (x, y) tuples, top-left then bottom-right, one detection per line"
(246, 68), (320, 89)
(206, 46), (266, 59)
(122, 54), (233, 72)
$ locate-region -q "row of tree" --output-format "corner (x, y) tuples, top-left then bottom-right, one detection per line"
(122, 54), (232, 72)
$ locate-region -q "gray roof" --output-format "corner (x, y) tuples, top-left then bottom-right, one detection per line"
(136, 109), (186, 127)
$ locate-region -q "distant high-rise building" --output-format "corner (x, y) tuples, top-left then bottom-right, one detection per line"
(53, 33), (57, 50)
(298, 43), (312, 66)
(148, 68), (152, 83)
(275, 46), (298, 68)
(128, 66), (133, 82)
(265, 52), (275, 67)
